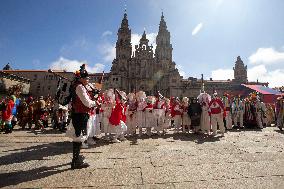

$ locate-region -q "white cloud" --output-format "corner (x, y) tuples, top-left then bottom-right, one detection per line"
(248, 65), (284, 87)
(211, 69), (234, 80)
(50, 57), (105, 73)
(131, 32), (157, 53)
(102, 31), (113, 37)
(99, 42), (116, 62)
(192, 23), (203, 36)
(249, 47), (284, 65)
(211, 65), (284, 87)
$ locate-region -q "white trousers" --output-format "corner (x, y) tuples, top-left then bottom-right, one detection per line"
(200, 108), (211, 132)
(173, 115), (182, 132)
(256, 112), (263, 128)
(137, 111), (145, 128)
(211, 113), (225, 135)
(233, 111), (244, 128)
(126, 113), (137, 135)
(225, 111), (232, 129)
(87, 114), (100, 138)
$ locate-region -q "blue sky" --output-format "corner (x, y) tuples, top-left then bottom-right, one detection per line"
(1, 0), (284, 87)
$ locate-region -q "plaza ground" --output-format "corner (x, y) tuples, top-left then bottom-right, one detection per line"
(0, 126), (284, 188)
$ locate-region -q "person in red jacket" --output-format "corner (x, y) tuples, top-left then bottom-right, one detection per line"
(70, 64), (97, 169)
(208, 91), (226, 136)
(109, 89), (127, 143)
(2, 96), (15, 133)
(171, 97), (183, 133)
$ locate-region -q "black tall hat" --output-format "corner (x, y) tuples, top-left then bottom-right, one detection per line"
(79, 64), (89, 78)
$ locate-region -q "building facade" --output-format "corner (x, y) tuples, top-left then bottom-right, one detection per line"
(0, 71), (30, 96)
(106, 12), (267, 97)
(108, 12), (181, 96)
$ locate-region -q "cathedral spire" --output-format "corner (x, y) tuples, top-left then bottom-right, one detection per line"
(120, 5), (129, 29)
(140, 29), (149, 45)
(155, 12), (172, 61)
(159, 11), (167, 32)
(115, 11), (132, 60)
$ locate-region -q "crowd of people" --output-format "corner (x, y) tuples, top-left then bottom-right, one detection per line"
(1, 64), (283, 169)
(0, 86), (281, 136)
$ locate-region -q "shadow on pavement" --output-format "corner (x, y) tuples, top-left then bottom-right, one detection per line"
(0, 163), (70, 188)
(275, 129), (284, 134)
(0, 141), (72, 166)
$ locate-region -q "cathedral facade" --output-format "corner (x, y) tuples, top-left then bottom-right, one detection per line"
(107, 12), (181, 97)
(106, 12), (267, 97)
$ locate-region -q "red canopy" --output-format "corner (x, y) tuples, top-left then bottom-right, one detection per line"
(242, 84), (281, 103)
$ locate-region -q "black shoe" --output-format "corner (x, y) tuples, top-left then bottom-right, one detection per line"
(71, 159), (89, 169)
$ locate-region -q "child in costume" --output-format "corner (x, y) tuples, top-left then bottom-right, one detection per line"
(153, 92), (166, 136)
(109, 90), (127, 143)
(136, 91), (147, 137)
(126, 93), (137, 136)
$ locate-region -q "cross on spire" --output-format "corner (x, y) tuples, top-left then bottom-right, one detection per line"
(124, 0), (127, 14)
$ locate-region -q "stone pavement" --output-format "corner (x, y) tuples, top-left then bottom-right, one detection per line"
(0, 126), (284, 189)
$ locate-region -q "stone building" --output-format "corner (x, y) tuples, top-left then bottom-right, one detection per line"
(106, 12), (268, 97)
(1, 65), (74, 97)
(0, 71), (30, 96)
(108, 12), (181, 96)
(1, 63), (109, 97)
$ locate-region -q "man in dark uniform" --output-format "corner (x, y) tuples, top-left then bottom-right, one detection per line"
(188, 98), (202, 133)
(70, 64), (97, 169)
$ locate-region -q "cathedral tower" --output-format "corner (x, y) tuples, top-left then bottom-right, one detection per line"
(116, 12), (132, 60)
(233, 56), (248, 83)
(155, 12), (173, 62)
(109, 11), (132, 91)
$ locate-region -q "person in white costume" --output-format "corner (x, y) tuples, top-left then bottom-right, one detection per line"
(208, 92), (225, 136)
(172, 97), (183, 133)
(163, 98), (172, 133)
(144, 96), (156, 136)
(126, 93), (137, 136)
(136, 91), (147, 137)
(254, 96), (266, 129)
(109, 90), (128, 143)
(101, 89), (115, 141)
(84, 83), (101, 147)
(153, 92), (166, 136)
(260, 101), (268, 126)
(232, 96), (245, 128)
(222, 93), (232, 130)
(197, 90), (211, 134)
(181, 97), (191, 133)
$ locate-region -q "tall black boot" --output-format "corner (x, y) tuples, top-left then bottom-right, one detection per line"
(71, 142), (89, 169)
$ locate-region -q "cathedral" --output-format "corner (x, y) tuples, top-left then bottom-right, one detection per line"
(106, 12), (267, 97)
(107, 12), (181, 96)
